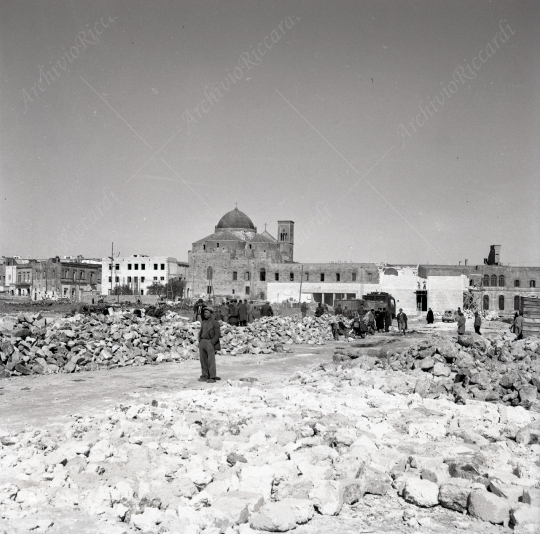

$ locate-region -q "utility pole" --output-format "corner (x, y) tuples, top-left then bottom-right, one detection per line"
(109, 242), (114, 296)
(191, 258), (196, 300)
(298, 264), (304, 304)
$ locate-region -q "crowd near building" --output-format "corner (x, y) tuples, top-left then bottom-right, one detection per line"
(2, 209), (539, 315)
(187, 208), (540, 316)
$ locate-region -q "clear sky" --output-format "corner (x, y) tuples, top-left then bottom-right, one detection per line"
(1, 0), (538, 265)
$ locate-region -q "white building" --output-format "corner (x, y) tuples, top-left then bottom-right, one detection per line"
(101, 255), (185, 296)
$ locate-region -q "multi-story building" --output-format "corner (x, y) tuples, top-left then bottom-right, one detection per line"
(31, 257), (101, 300)
(100, 255), (187, 296)
(188, 208), (540, 315)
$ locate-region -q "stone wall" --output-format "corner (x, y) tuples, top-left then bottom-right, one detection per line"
(427, 275), (467, 313)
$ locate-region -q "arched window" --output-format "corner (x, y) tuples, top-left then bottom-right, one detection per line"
(498, 295), (505, 311)
(206, 266), (213, 280)
(531, 280), (536, 288)
(514, 279), (520, 287)
(483, 295), (490, 310)
(514, 296), (520, 311)
(259, 268), (266, 282)
(499, 275), (505, 287)
(483, 274), (490, 286)
(491, 274), (497, 287)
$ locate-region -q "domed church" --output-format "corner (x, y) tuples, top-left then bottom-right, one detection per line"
(188, 207), (295, 298)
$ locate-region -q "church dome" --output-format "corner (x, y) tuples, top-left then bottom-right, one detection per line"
(216, 208), (256, 231)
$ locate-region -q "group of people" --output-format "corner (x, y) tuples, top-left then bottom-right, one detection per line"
(194, 298), (275, 327)
(325, 304), (409, 339)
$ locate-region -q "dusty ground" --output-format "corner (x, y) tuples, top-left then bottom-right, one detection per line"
(0, 317), (533, 534)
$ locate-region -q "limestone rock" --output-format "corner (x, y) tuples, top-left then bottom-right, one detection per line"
(468, 489), (510, 525)
(309, 480), (343, 515)
(402, 478), (439, 508)
(250, 501), (298, 532)
(438, 483), (471, 512)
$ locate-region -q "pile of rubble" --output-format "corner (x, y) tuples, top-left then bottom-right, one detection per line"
(219, 316), (333, 355)
(0, 311), (201, 378)
(334, 332), (540, 411)
(1, 358), (539, 533)
(0, 312), (334, 378)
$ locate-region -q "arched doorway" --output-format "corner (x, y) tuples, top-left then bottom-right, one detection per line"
(483, 294), (489, 310)
(498, 295), (505, 311)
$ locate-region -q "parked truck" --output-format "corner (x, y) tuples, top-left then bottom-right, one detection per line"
(334, 292), (396, 318)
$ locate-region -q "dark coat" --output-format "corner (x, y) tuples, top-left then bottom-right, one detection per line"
(314, 306), (324, 318)
(238, 303), (248, 321)
(198, 316), (221, 345)
(228, 304), (239, 325)
(426, 310), (434, 324)
(260, 303), (273, 317)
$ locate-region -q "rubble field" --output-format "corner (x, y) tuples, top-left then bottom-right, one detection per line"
(0, 314), (539, 534)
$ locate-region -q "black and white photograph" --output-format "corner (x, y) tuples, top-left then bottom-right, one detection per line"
(0, 0), (539, 532)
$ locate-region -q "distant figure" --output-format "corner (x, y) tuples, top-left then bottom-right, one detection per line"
(474, 311), (482, 335)
(352, 315), (367, 338)
(384, 307), (392, 332)
(426, 308), (434, 324)
(300, 301), (308, 318)
(375, 308), (384, 332)
(247, 300), (254, 323)
(514, 312), (524, 340)
(260, 301), (274, 317)
(314, 303), (325, 318)
(219, 300), (229, 323)
(228, 299), (239, 326)
(193, 299), (204, 322)
(366, 309), (376, 334)
(334, 304), (343, 316)
(457, 311), (466, 335)
(397, 308), (408, 335)
(238, 300), (248, 326)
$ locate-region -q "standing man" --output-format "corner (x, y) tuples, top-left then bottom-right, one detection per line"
(474, 311), (482, 335)
(457, 311), (466, 336)
(334, 303), (343, 316)
(426, 308), (434, 324)
(397, 308), (408, 335)
(367, 309), (376, 334)
(314, 302), (324, 318)
(247, 300), (254, 323)
(300, 301), (308, 318)
(260, 301), (274, 317)
(238, 299), (248, 326)
(514, 311), (524, 340)
(193, 299), (204, 322)
(228, 299), (239, 326)
(198, 306), (221, 383)
(384, 307), (392, 332)
(219, 300), (229, 323)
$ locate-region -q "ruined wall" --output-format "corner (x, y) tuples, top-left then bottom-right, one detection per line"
(427, 275), (467, 312)
(378, 265), (419, 314)
(266, 282), (380, 303)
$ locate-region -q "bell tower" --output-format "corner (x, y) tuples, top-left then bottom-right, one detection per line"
(277, 220), (294, 262)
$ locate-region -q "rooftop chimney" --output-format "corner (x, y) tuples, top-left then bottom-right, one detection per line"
(486, 245), (501, 266)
